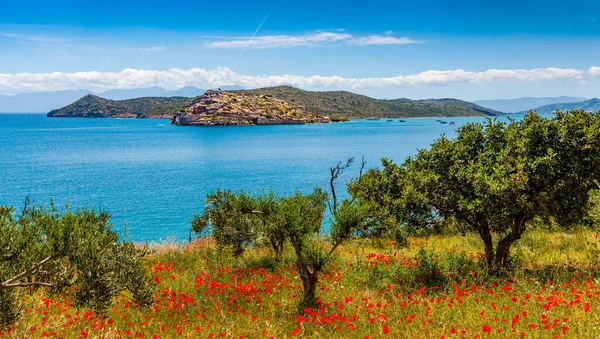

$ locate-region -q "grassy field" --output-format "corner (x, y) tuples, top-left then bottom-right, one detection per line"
(3, 228), (600, 338)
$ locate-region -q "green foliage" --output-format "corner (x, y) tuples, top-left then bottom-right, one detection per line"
(589, 189), (600, 228)
(0, 201), (153, 327)
(0, 289), (21, 329)
(192, 189), (287, 259)
(412, 247), (447, 288)
(352, 111), (600, 273)
(330, 117), (350, 122)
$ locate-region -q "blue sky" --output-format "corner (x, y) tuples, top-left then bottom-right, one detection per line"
(1, 0), (599, 100)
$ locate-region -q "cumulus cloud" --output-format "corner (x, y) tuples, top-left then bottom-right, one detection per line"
(125, 46), (168, 52)
(204, 32), (421, 49)
(0, 67), (586, 95)
(588, 66), (600, 76)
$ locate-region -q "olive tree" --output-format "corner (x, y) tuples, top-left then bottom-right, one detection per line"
(353, 111), (600, 273)
(193, 159), (379, 308)
(191, 190), (286, 260)
(0, 200), (153, 328)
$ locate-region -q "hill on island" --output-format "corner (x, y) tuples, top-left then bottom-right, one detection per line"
(239, 86), (501, 117)
(47, 94), (194, 118)
(48, 86), (502, 120)
(520, 98), (600, 114)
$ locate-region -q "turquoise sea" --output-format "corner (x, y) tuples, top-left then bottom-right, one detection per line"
(0, 114), (522, 242)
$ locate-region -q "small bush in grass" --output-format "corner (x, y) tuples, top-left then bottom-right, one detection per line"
(0, 200), (153, 327)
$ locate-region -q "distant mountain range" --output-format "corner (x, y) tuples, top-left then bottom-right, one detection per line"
(0, 86), (240, 113)
(473, 96), (589, 113)
(520, 98), (600, 114)
(47, 86), (501, 120)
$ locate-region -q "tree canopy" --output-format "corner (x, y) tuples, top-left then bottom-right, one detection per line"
(351, 111), (600, 273)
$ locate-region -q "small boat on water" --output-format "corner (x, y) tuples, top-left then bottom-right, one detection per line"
(366, 117), (380, 121)
(437, 120), (448, 124)
(399, 119), (406, 122)
(449, 120), (456, 125)
(387, 119), (393, 122)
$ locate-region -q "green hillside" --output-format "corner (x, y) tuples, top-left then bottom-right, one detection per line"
(239, 86), (501, 117)
(47, 94), (193, 118)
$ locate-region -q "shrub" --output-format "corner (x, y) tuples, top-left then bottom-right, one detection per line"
(413, 247), (447, 288)
(0, 200), (153, 327)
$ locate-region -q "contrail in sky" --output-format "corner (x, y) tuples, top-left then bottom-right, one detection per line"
(232, 4), (275, 71)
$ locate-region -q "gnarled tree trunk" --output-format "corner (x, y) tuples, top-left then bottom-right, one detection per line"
(477, 223), (495, 269)
(288, 236), (320, 310)
(476, 217), (528, 274)
(297, 262), (318, 308)
(268, 236), (284, 262)
(492, 217), (526, 273)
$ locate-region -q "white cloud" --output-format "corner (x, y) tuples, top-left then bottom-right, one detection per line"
(125, 46), (168, 52)
(352, 35), (420, 46)
(0, 66), (586, 95)
(0, 32), (65, 43)
(588, 66), (600, 76)
(204, 32), (421, 49)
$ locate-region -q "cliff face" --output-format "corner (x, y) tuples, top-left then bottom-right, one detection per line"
(47, 95), (192, 118)
(172, 90), (330, 126)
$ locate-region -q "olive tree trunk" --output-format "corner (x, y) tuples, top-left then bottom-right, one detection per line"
(298, 263), (318, 308)
(477, 217), (527, 274)
(493, 218), (526, 272)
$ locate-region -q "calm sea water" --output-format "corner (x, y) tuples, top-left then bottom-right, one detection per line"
(0, 114), (522, 242)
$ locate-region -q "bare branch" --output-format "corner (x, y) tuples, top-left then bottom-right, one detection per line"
(326, 213), (375, 258)
(3, 254), (60, 286)
(17, 196), (34, 223)
(329, 157), (355, 214)
(359, 156), (367, 180)
(0, 282), (56, 289)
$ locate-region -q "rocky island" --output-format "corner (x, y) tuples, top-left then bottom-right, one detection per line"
(172, 90), (329, 126)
